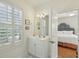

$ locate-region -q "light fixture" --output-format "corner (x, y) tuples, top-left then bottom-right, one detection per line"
(69, 13), (75, 16)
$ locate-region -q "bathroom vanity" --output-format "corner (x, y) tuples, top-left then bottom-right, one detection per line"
(28, 36), (50, 58)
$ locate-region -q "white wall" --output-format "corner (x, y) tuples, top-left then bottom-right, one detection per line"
(0, 0), (34, 58)
(58, 15), (78, 35)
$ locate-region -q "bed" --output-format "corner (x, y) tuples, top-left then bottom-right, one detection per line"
(58, 31), (78, 45)
(58, 23), (78, 49)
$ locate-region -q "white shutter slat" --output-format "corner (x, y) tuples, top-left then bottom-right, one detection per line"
(0, 3), (12, 44)
(14, 8), (22, 41)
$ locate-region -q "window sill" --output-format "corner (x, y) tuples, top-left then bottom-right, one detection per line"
(0, 42), (11, 47)
(0, 40), (22, 47)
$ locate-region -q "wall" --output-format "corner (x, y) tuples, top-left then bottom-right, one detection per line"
(58, 15), (78, 35)
(0, 0), (34, 58)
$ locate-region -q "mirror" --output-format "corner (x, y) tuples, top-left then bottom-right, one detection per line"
(34, 9), (49, 37)
(39, 15), (49, 36)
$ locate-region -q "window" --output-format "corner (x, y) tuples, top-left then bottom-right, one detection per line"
(0, 2), (22, 44)
(14, 8), (22, 41)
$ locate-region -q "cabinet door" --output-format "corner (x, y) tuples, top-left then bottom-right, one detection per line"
(50, 41), (58, 58)
(35, 40), (49, 58)
(28, 38), (36, 55)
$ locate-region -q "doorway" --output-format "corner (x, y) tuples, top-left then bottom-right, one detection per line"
(53, 10), (79, 58)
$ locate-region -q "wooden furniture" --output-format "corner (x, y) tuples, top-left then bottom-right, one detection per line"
(58, 42), (78, 58)
(58, 42), (77, 50)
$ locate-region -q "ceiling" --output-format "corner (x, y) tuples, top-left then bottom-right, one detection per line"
(26, 0), (79, 13)
(26, 0), (51, 8)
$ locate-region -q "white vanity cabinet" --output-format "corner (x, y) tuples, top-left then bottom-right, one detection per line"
(28, 37), (36, 56)
(28, 36), (49, 58)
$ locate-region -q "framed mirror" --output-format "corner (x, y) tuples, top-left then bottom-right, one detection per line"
(34, 9), (49, 36)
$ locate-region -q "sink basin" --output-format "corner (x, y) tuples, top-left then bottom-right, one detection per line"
(30, 35), (49, 41)
(49, 41), (55, 44)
